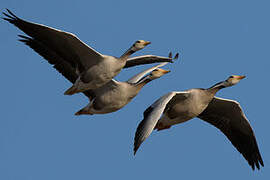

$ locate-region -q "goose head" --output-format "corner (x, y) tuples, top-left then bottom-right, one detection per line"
(148, 68), (170, 80)
(210, 75), (246, 90)
(131, 40), (151, 51)
(224, 75), (246, 87)
(135, 68), (170, 88)
(121, 40), (151, 59)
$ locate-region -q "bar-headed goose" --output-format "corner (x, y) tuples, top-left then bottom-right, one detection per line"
(134, 75), (264, 170)
(75, 53), (179, 115)
(3, 9), (174, 95)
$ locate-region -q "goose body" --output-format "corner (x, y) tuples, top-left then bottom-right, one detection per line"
(64, 40), (151, 95)
(75, 54), (178, 115)
(71, 55), (126, 93)
(156, 89), (214, 129)
(2, 9), (175, 95)
(78, 80), (144, 114)
(134, 75), (264, 170)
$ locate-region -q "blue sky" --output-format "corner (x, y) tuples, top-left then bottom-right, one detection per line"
(0, 0), (269, 179)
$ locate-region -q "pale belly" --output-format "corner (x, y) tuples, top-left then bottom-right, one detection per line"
(82, 97), (126, 115)
(77, 58), (125, 91)
(155, 113), (194, 130)
(155, 99), (208, 130)
(89, 84), (137, 114)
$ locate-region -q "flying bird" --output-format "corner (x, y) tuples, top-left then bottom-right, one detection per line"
(75, 53), (179, 115)
(2, 9), (174, 95)
(134, 75), (264, 170)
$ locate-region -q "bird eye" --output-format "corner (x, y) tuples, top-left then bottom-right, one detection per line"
(136, 40), (140, 43)
(229, 76), (233, 78)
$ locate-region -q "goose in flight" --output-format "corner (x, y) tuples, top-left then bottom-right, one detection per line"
(134, 75), (264, 170)
(75, 53), (178, 115)
(2, 9), (174, 95)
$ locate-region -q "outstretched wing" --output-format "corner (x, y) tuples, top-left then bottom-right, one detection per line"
(19, 35), (78, 83)
(3, 9), (103, 72)
(124, 54), (178, 68)
(198, 97), (264, 170)
(15, 35), (175, 100)
(18, 35), (93, 99)
(134, 91), (189, 155)
(127, 53), (179, 83)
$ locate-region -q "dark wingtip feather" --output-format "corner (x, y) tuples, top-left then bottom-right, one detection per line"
(6, 9), (18, 19)
(255, 161), (260, 170)
(133, 106), (154, 156)
(2, 12), (14, 19)
(18, 39), (27, 43)
(133, 145), (139, 155)
(133, 136), (143, 156)
(251, 164), (255, 170)
(18, 34), (31, 39)
(2, 9), (19, 25)
(174, 53), (179, 60)
(18, 35), (31, 43)
(259, 157), (264, 167)
(168, 52), (172, 58)
(2, 17), (10, 21)
(133, 132), (142, 155)
(168, 52), (173, 63)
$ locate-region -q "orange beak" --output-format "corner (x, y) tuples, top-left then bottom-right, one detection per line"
(144, 41), (151, 46)
(157, 68), (171, 74)
(236, 75), (246, 80)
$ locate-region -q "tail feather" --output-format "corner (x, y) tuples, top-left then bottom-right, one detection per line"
(75, 109), (85, 115)
(64, 85), (78, 95)
(75, 108), (93, 115)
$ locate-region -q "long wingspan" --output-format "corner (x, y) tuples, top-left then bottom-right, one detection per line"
(3, 9), (177, 72)
(198, 97), (264, 170)
(124, 53), (178, 68)
(3, 9), (103, 72)
(17, 35), (171, 100)
(134, 91), (190, 154)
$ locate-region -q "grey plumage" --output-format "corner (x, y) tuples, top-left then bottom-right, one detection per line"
(198, 97), (264, 170)
(133, 76), (264, 170)
(3, 9), (173, 95)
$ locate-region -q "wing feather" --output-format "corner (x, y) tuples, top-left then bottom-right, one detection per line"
(125, 55), (174, 68)
(18, 35), (94, 99)
(198, 97), (264, 170)
(3, 9), (102, 72)
(127, 53), (178, 83)
(134, 91), (188, 154)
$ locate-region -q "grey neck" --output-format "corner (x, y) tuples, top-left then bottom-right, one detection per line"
(134, 76), (152, 87)
(120, 47), (136, 59)
(208, 81), (227, 90)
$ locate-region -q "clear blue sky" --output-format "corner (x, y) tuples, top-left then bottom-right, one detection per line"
(0, 0), (269, 179)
